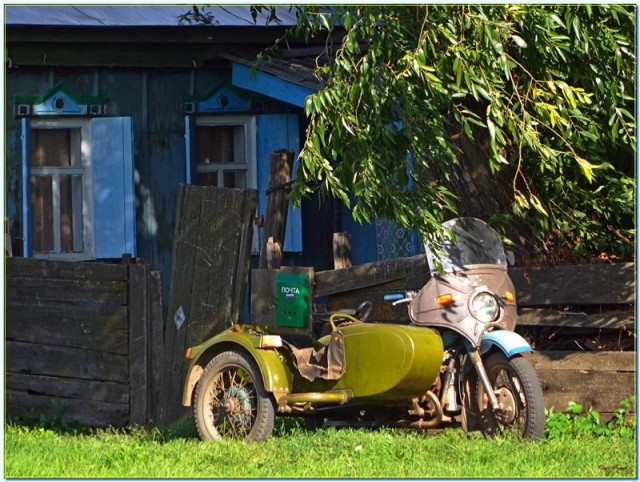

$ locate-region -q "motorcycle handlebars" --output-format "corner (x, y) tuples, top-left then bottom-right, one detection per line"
(384, 291), (417, 306)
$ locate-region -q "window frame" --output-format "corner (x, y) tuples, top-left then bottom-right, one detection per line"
(191, 115), (257, 190)
(27, 118), (95, 261)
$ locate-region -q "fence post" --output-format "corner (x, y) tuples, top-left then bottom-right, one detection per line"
(128, 261), (149, 426)
(258, 149), (294, 269)
(333, 232), (352, 269)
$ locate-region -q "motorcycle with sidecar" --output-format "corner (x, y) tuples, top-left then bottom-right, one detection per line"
(182, 217), (545, 441)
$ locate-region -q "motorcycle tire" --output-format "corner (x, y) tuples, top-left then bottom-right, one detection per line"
(194, 349), (276, 442)
(476, 352), (545, 439)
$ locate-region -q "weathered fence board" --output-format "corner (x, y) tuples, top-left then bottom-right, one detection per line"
(160, 185), (257, 426)
(7, 257), (128, 281)
(316, 255), (430, 297)
(510, 263), (635, 305)
(258, 149), (294, 269)
(9, 373), (129, 404)
(525, 351), (636, 415)
(6, 391), (129, 427)
(7, 341), (130, 382)
(326, 259), (635, 326)
(6, 302), (128, 353)
(517, 308), (635, 330)
(8, 278), (128, 304)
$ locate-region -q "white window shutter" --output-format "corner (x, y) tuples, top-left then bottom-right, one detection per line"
(91, 117), (136, 258)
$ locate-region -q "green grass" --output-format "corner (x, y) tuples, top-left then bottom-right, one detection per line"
(4, 417), (636, 479)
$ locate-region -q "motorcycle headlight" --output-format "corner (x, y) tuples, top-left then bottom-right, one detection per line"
(470, 292), (500, 323)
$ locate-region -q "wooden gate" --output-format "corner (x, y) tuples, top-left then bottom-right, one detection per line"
(158, 184), (258, 425)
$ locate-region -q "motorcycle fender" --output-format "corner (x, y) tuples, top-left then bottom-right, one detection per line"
(480, 330), (532, 358)
(182, 329), (293, 406)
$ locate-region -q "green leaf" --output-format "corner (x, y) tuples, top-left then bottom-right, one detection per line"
(487, 118), (496, 140)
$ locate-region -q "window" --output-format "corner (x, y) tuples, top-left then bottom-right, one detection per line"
(192, 116), (256, 189)
(185, 113), (302, 253)
(21, 117), (136, 260)
(27, 120), (92, 259)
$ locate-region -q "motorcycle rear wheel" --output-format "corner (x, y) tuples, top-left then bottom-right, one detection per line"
(476, 352), (544, 439)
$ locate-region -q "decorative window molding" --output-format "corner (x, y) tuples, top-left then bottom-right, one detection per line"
(14, 81), (108, 118)
(181, 83), (253, 114)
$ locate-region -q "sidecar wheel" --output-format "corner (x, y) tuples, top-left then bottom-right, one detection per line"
(476, 352), (544, 439)
(194, 350), (275, 442)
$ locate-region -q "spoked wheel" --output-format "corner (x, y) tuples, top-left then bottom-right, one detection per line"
(194, 350), (276, 442)
(476, 352), (545, 439)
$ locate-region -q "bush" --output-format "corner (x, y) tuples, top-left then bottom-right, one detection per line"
(545, 396), (636, 439)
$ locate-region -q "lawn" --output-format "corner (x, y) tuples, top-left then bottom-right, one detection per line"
(4, 417), (636, 479)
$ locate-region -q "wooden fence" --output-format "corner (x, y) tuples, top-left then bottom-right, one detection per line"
(5, 252), (635, 425)
(6, 257), (163, 427)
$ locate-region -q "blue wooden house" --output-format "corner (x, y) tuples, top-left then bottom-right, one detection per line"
(5, 6), (421, 296)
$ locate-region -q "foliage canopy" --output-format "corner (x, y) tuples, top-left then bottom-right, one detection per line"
(188, 5), (636, 260)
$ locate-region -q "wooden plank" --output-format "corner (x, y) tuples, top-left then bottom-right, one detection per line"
(533, 369), (635, 416)
(160, 184), (199, 426)
(6, 303), (128, 354)
(518, 308), (635, 330)
(333, 232), (352, 270)
(160, 185), (257, 426)
(326, 262), (635, 330)
(6, 390), (129, 427)
(525, 350), (635, 372)
(128, 262), (149, 425)
(323, 260), (634, 306)
(186, 187), (257, 344)
(7, 257), (127, 281)
(7, 373), (129, 404)
(258, 149), (293, 269)
(232, 188), (258, 324)
(522, 350), (635, 414)
(148, 269), (165, 426)
(8, 277), (128, 304)
(188, 189), (236, 343)
(315, 254), (430, 297)
(524, 351), (635, 415)
(6, 300), (127, 329)
(251, 269), (279, 326)
(511, 262), (635, 306)
(7, 341), (129, 383)
(328, 290), (410, 323)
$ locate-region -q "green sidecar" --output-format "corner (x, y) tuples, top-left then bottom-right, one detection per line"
(182, 319), (444, 442)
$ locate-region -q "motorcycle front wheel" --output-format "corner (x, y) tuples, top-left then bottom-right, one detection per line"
(476, 352), (545, 439)
(193, 350), (276, 442)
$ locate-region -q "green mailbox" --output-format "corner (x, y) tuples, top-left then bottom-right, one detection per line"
(276, 272), (310, 328)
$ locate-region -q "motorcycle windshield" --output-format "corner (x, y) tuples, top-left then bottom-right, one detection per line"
(426, 217), (507, 273)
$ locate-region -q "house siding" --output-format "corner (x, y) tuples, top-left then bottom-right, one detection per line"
(6, 65), (306, 292)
